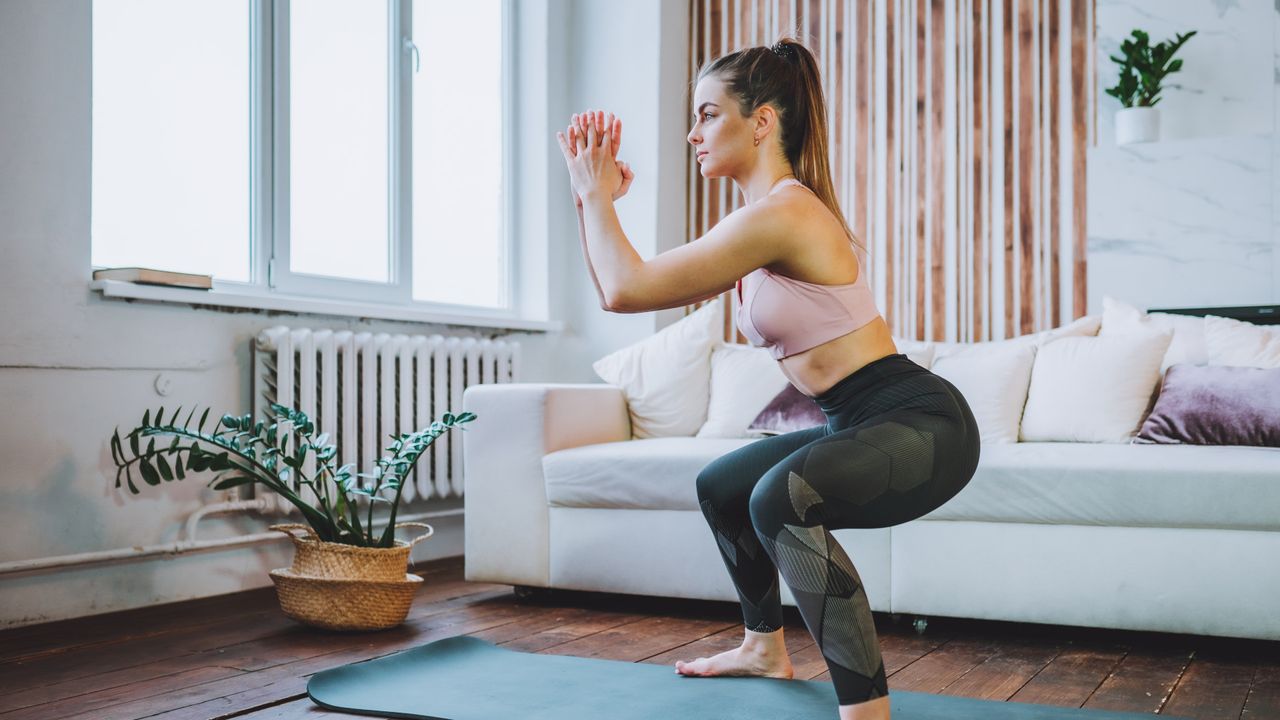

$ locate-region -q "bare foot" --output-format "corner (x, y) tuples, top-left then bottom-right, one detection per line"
(674, 629), (794, 680)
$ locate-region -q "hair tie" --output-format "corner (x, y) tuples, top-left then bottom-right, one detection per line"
(770, 42), (796, 61)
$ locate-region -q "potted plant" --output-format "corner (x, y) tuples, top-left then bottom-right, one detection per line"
(1106, 28), (1196, 145)
(109, 402), (476, 630)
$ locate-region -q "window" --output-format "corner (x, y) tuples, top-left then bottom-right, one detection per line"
(91, 0), (512, 312)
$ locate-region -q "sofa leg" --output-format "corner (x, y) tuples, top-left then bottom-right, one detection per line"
(513, 585), (552, 602)
(912, 616), (929, 635)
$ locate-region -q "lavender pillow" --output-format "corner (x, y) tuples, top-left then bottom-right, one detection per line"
(747, 384), (827, 436)
(1134, 364), (1280, 447)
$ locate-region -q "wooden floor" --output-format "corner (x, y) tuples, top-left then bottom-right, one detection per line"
(2, 556), (1277, 719)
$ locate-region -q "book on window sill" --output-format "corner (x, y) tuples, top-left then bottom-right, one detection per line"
(92, 267), (213, 290)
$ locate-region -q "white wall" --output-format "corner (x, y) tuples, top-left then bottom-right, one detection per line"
(0, 0), (690, 627)
(1087, 0), (1280, 312)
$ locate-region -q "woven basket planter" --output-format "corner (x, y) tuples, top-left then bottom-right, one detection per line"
(267, 522), (435, 631)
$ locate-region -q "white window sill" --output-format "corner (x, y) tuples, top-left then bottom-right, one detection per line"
(89, 280), (564, 333)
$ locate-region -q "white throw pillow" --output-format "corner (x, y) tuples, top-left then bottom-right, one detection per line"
(1204, 315), (1280, 368)
(696, 343), (790, 438)
(1099, 296), (1208, 373)
(890, 336), (937, 369)
(592, 299), (724, 438)
(1019, 331), (1173, 443)
(929, 341), (1038, 444)
(932, 314), (1101, 362)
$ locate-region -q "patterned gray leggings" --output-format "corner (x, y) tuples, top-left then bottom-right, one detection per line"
(695, 354), (980, 705)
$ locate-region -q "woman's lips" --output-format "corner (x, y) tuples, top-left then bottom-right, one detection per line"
(696, 151), (709, 161)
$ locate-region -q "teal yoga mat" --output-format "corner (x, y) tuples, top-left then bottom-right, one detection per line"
(308, 635), (1188, 719)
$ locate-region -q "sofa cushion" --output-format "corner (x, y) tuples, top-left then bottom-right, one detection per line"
(591, 299), (724, 438)
(544, 437), (754, 511)
(546, 439), (1280, 531)
(1100, 296), (1209, 374)
(920, 442), (1280, 531)
(1205, 314), (1280, 368)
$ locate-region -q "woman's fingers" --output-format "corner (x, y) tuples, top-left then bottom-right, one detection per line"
(572, 113), (586, 151)
(567, 125), (578, 156)
(611, 117), (622, 157)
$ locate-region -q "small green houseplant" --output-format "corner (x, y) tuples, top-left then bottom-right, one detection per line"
(109, 402), (476, 548)
(1105, 28), (1196, 144)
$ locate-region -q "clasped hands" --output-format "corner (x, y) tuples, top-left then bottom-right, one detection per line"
(556, 110), (635, 207)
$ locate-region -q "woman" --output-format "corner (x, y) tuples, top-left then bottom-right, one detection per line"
(556, 38), (980, 720)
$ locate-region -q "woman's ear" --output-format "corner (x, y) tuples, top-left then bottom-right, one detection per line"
(754, 104), (778, 142)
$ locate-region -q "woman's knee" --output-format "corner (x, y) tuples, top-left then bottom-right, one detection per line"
(746, 470), (797, 534)
(695, 462), (748, 511)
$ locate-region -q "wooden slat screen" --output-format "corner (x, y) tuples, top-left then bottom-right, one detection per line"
(687, 0), (1094, 343)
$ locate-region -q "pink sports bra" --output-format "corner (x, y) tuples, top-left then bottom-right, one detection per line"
(736, 178), (881, 360)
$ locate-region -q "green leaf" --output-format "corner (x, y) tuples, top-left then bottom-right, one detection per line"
(175, 456), (186, 479)
(211, 475), (257, 491)
(183, 407), (195, 429)
(139, 459), (161, 487)
(199, 408), (210, 432)
(169, 406), (181, 426)
(156, 454), (174, 481)
(142, 409), (151, 427)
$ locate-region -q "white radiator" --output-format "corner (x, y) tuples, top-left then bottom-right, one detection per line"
(251, 326), (520, 513)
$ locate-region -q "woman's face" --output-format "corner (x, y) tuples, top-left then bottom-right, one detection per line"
(687, 75), (754, 178)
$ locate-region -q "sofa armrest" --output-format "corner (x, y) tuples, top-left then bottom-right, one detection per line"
(461, 383), (630, 586)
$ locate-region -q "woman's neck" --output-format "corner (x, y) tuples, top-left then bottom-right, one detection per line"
(739, 167), (797, 205)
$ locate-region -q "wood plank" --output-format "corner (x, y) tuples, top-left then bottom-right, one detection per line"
(0, 586), (278, 664)
(929, 0), (945, 341)
(229, 697), (353, 719)
(1047, 0), (1060, 325)
(934, 636), (1064, 700)
(881, 635), (1007, 693)
(1002, 0), (1014, 338)
(8, 554), (1280, 720)
(0, 555), (464, 667)
(60, 598), (541, 720)
(538, 614), (736, 662)
(1081, 646), (1194, 715)
(1015, 0), (1035, 336)
(1242, 661), (1280, 719)
(0, 575), (507, 700)
(497, 606), (653, 654)
(914, 0), (926, 340)
(5, 591), (517, 720)
(1007, 643), (1128, 709)
(972, 0), (985, 340)
(883, 0), (896, 333)
(1161, 646), (1255, 720)
(1070, 0), (1088, 318)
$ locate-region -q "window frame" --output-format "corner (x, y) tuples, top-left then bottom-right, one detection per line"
(93, 0), (517, 316)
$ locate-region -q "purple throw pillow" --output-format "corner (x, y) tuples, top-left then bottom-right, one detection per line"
(747, 384), (827, 436)
(1134, 364), (1280, 447)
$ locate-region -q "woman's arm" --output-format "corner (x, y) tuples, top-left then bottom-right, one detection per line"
(577, 201), (612, 310)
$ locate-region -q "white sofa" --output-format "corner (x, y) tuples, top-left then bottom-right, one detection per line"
(462, 305), (1280, 643)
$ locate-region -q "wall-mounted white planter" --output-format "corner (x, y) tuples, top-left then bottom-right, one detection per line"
(1115, 106), (1160, 145)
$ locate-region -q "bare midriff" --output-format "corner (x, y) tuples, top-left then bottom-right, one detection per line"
(762, 239), (899, 398)
(776, 317), (898, 397)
